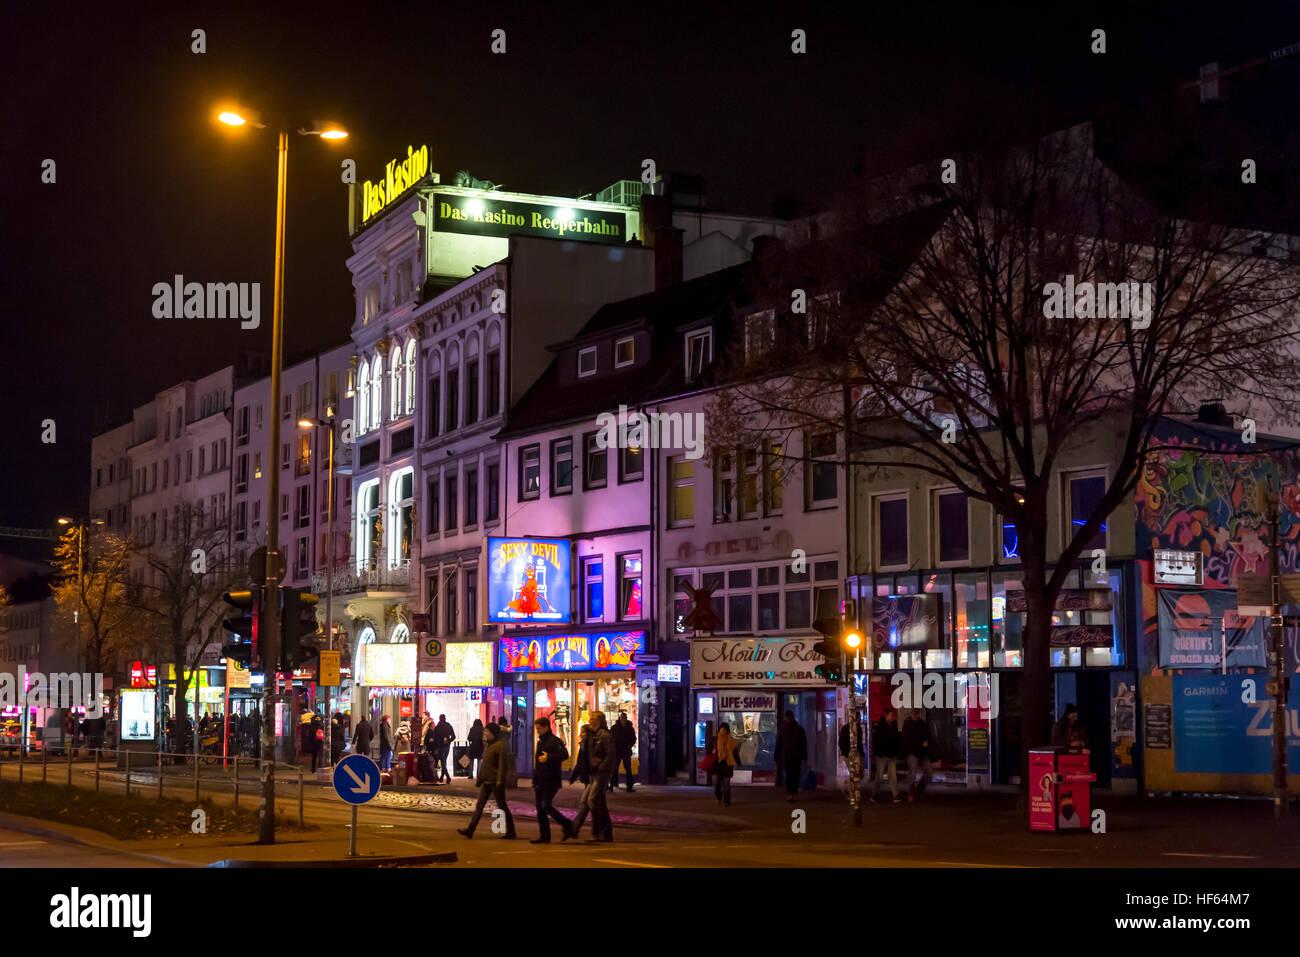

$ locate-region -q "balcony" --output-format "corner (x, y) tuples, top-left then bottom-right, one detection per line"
(312, 557), (410, 597)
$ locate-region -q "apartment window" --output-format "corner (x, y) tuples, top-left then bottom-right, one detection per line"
(668, 457), (695, 525)
(253, 453), (261, 479)
(427, 377), (440, 440)
(152, 463), (158, 488)
(486, 350), (501, 417)
(280, 494), (290, 522)
(165, 411), (171, 441)
(933, 488), (970, 564)
(427, 578), (439, 640)
(876, 494), (909, 569)
(685, 329), (712, 380)
(465, 569), (478, 633)
(296, 537), (309, 578)
(739, 448), (759, 518)
(614, 337), (635, 368)
(221, 439), (228, 468)
(95, 467), (102, 488)
(445, 569), (459, 635)
(584, 432), (607, 490)
(326, 373), (339, 412)
(252, 501), (261, 528)
(619, 553), (643, 620)
(520, 445), (541, 500)
(445, 474), (458, 533)
(714, 451), (735, 523)
(485, 463), (500, 523)
(437, 370), (456, 437)
(163, 459), (169, 489)
(297, 434), (311, 476)
(236, 455), (248, 493)
(763, 441), (783, 515)
(577, 346), (597, 378)
(806, 432), (838, 507)
(1065, 470), (1108, 551)
(282, 394), (292, 420)
(619, 445), (643, 483)
(255, 405), (263, 430)
(281, 443), (290, 471)
(465, 359), (479, 425)
(296, 485), (311, 529)
(583, 557), (604, 622)
(186, 452), (193, 481)
(551, 438), (574, 495)
(426, 477), (440, 534)
(744, 310), (774, 361)
(234, 502), (248, 541)
(465, 467), (479, 526)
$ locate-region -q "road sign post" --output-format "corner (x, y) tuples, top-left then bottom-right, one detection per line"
(333, 752), (381, 857)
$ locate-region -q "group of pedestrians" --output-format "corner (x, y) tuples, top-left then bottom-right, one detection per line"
(840, 707), (934, 804)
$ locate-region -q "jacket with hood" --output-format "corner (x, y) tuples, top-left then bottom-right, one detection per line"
(588, 725), (615, 775)
(901, 716), (930, 759)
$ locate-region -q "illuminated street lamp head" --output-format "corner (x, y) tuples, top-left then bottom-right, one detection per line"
(57, 517), (72, 525)
(301, 119), (348, 140)
(217, 106), (265, 129)
(297, 418), (316, 430)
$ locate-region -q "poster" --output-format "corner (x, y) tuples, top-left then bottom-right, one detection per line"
(1144, 703), (1172, 749)
(487, 537), (571, 623)
(1157, 587), (1266, 669)
(1171, 674), (1300, 773)
(361, 643), (417, 687)
(119, 689), (156, 741)
(871, 595), (942, 651)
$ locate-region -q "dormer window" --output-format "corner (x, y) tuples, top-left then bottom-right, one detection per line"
(577, 346), (598, 378)
(685, 329), (712, 380)
(614, 337), (635, 368)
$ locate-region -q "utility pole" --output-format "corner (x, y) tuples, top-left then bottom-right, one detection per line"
(1267, 483), (1290, 820)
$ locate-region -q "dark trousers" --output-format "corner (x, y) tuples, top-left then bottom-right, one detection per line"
(436, 749), (452, 783)
(713, 767), (732, 804)
(310, 744), (322, 772)
(783, 760), (802, 796)
(572, 774), (613, 839)
(466, 782), (515, 835)
(534, 783), (571, 841)
(609, 752), (634, 790)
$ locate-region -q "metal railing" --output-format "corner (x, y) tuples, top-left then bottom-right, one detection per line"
(312, 557), (410, 595)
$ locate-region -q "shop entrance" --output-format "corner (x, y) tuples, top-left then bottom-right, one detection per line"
(531, 674), (639, 773)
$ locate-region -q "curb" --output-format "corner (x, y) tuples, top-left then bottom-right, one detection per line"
(209, 851), (458, 868)
(0, 811), (200, 868)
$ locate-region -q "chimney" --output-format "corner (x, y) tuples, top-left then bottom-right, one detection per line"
(654, 226), (684, 290)
(1195, 400), (1233, 428)
(640, 192), (671, 248)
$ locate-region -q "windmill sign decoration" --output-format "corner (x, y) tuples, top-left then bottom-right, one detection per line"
(681, 582), (722, 635)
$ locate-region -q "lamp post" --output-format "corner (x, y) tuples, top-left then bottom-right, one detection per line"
(300, 408), (338, 767)
(56, 517), (103, 755)
(218, 107), (347, 844)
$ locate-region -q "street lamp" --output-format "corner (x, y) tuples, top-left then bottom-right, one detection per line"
(299, 407), (339, 767)
(218, 104), (348, 844)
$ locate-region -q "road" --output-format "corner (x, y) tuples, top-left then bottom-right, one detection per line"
(0, 826), (160, 868)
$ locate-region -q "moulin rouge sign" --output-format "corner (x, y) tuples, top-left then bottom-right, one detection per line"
(359, 145), (430, 226)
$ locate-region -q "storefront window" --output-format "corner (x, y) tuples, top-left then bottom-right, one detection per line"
(954, 571), (990, 668)
(600, 674), (638, 759)
(719, 709), (776, 770)
(921, 570), (953, 669)
(991, 571), (1024, 667)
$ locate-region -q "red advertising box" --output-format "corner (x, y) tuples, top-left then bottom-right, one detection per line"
(1029, 747), (1096, 832)
(1029, 749), (1057, 831)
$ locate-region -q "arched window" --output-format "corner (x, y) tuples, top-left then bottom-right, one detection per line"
(356, 479), (380, 571)
(389, 343), (402, 420)
(388, 467), (415, 568)
(354, 624), (376, 685)
(369, 356), (383, 430)
(356, 362), (370, 436)
(405, 339), (418, 415)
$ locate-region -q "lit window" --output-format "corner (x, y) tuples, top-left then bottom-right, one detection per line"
(669, 457), (694, 525)
(615, 337), (635, 368)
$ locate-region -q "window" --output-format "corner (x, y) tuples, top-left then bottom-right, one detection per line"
(297, 434), (311, 476)
(763, 441), (783, 515)
(584, 432), (607, 490)
(283, 394), (292, 420)
(405, 340), (417, 415)
(551, 438), (574, 495)
(520, 445), (541, 500)
(445, 569), (459, 635)
(465, 359), (479, 425)
(234, 502), (247, 541)
(669, 457), (695, 525)
(389, 345), (402, 420)
(465, 569), (478, 633)
(619, 553), (643, 620)
(876, 494), (909, 569)
(426, 477), (440, 534)
(577, 346), (598, 378)
(296, 485), (311, 529)
(615, 337), (635, 368)
(427, 376), (440, 440)
(446, 368), (459, 433)
(252, 500), (261, 528)
(1065, 470), (1108, 551)
(253, 453), (261, 479)
(427, 577), (439, 640)
(298, 382), (313, 419)
(281, 443), (290, 471)
(933, 488), (969, 564)
(357, 363), (370, 436)
(162, 459), (169, 489)
(744, 310), (774, 361)
(391, 469), (416, 564)
(619, 445), (643, 483)
(685, 329), (712, 380)
(296, 537), (309, 578)
(445, 474), (458, 532)
(486, 350), (501, 417)
(280, 493), (290, 522)
(369, 356), (383, 430)
(674, 560), (833, 634)
(465, 467), (478, 526)
(327, 373), (339, 413)
(739, 448), (759, 518)
(254, 404), (263, 430)
(583, 557), (604, 622)
(806, 432), (837, 507)
(236, 455), (248, 493)
(485, 463), (500, 523)
(714, 451), (735, 522)
(186, 452), (192, 481)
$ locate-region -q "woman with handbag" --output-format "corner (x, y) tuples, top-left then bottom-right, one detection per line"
(712, 722), (740, 807)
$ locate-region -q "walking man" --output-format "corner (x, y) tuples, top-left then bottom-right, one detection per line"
(432, 713), (456, 784)
(530, 717), (572, 843)
(352, 714), (373, 762)
(871, 707), (903, 804)
(567, 712), (614, 841)
(379, 714), (394, 771)
(901, 710), (933, 802)
(774, 710), (808, 802)
(458, 722), (516, 839)
(610, 712), (636, 792)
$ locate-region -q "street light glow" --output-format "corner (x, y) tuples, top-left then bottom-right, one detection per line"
(218, 111), (247, 127)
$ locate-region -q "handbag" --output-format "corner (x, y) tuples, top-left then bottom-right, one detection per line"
(699, 753), (717, 773)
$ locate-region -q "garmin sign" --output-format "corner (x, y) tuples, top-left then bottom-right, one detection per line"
(690, 637), (826, 688)
(433, 193), (627, 245)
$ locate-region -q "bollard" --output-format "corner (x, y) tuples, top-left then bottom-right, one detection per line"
(299, 769), (304, 827)
(158, 750), (164, 799)
(234, 756), (240, 809)
(124, 749), (130, 797)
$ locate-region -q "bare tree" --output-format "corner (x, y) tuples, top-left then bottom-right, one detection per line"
(712, 124), (1300, 786)
(51, 527), (138, 675)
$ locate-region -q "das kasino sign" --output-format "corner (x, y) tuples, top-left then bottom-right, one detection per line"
(357, 144), (430, 227)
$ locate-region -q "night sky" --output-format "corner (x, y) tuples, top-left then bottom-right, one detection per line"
(3, 0), (1298, 537)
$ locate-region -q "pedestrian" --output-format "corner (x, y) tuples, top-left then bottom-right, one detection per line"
(871, 707), (903, 804)
(419, 711), (434, 752)
(901, 710), (933, 802)
(457, 722), (516, 840)
(433, 713), (456, 784)
(379, 714), (394, 771)
(1050, 704), (1088, 750)
(567, 712), (614, 841)
(530, 716), (572, 843)
(353, 714), (373, 761)
(610, 712), (636, 792)
(330, 712), (345, 766)
(712, 721), (740, 807)
(396, 721), (411, 754)
(467, 718), (485, 779)
(774, 710), (808, 802)
(309, 715), (324, 772)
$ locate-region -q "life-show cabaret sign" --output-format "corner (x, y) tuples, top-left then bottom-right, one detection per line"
(690, 637), (825, 688)
(488, 537), (571, 624)
(433, 193), (627, 245)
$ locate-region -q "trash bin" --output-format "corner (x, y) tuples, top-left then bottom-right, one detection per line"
(1029, 746), (1096, 832)
(453, 744), (472, 777)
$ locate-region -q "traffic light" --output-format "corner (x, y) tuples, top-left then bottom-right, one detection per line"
(812, 616), (845, 683)
(221, 586), (261, 669)
(281, 588), (323, 672)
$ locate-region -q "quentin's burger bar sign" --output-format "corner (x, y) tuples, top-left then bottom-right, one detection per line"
(690, 637), (826, 688)
(433, 193), (627, 245)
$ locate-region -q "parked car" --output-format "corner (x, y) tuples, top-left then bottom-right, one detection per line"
(1, 720), (24, 754)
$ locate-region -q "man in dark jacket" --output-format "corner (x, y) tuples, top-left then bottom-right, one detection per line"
(330, 712), (346, 766)
(530, 717), (572, 843)
(378, 715), (394, 771)
(774, 711), (808, 801)
(609, 713), (636, 792)
(871, 708), (903, 804)
(353, 716), (373, 760)
(901, 710), (933, 802)
(432, 714), (456, 784)
(567, 712), (614, 842)
(458, 723), (516, 839)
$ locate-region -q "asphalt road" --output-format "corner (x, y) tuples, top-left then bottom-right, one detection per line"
(0, 826), (160, 868)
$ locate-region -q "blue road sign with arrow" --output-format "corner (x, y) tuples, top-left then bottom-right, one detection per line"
(333, 753), (380, 805)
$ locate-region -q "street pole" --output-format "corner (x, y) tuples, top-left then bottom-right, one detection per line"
(1267, 482), (1290, 820)
(324, 414), (335, 767)
(259, 128), (289, 845)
